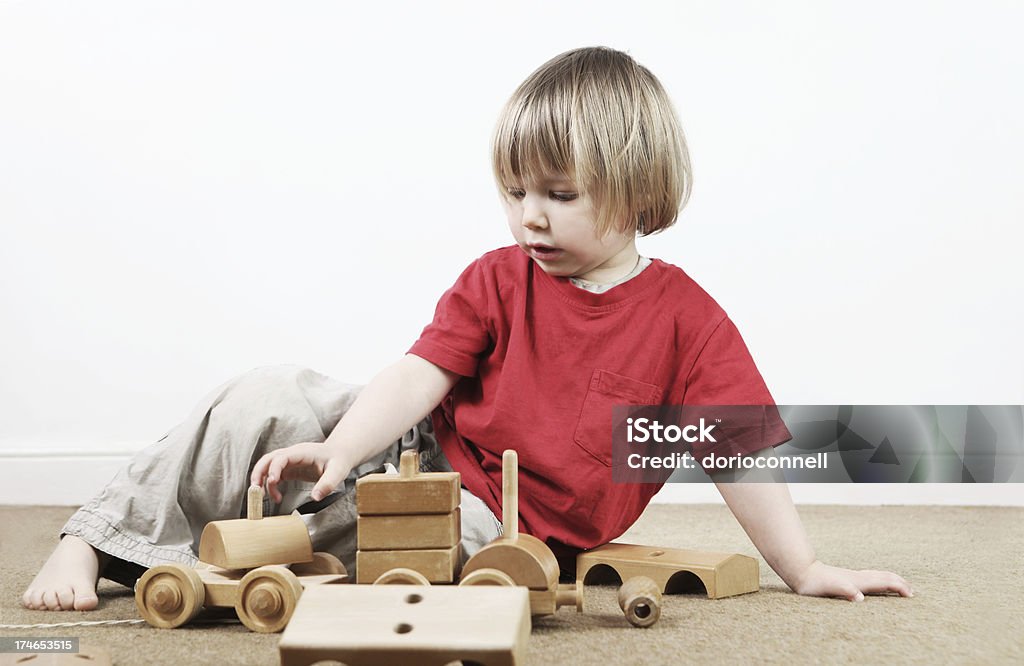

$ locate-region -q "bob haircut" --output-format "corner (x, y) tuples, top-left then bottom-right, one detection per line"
(492, 46), (692, 237)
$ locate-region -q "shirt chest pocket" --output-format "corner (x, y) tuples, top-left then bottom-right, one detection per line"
(573, 369), (662, 467)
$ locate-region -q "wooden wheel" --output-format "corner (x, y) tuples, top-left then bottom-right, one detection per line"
(458, 567), (516, 587)
(135, 563), (206, 629)
(618, 576), (662, 628)
(235, 565), (303, 633)
(290, 552), (347, 577)
(373, 568), (430, 586)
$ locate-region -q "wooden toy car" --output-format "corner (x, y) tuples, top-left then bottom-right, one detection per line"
(135, 487), (348, 633)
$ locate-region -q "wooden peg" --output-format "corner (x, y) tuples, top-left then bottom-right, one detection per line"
(399, 450), (418, 478)
(248, 485), (264, 520)
(502, 449), (518, 540)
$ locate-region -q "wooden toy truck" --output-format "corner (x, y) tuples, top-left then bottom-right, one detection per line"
(135, 487), (348, 632)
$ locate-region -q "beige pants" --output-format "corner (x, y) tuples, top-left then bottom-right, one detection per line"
(62, 365), (502, 585)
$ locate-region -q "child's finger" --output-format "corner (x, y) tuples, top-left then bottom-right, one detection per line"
(250, 452), (273, 488)
(858, 571), (913, 597)
(266, 453), (299, 502)
(311, 459), (346, 502)
(835, 581), (863, 602)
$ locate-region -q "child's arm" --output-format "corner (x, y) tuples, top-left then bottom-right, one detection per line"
(250, 354), (458, 503)
(713, 449), (914, 601)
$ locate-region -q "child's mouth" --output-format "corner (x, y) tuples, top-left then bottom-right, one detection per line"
(528, 245), (563, 261)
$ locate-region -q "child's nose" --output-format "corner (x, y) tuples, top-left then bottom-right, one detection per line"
(521, 200), (549, 230)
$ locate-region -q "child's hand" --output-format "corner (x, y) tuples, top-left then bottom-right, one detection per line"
(792, 560), (913, 601)
(250, 442), (352, 504)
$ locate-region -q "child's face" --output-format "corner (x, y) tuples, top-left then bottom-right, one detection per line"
(503, 174), (638, 283)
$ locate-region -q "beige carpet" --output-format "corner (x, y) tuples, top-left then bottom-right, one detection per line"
(1, 505), (1021, 665)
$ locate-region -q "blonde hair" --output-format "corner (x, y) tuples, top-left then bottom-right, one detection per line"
(492, 46), (692, 237)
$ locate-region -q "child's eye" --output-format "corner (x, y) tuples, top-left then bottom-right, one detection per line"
(506, 188), (525, 200)
(552, 192), (578, 202)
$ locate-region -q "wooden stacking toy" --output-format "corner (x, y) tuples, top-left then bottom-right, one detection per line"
(355, 451), (462, 584)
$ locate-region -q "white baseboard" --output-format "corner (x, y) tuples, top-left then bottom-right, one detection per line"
(1, 454), (1021, 507)
(0, 455), (136, 506)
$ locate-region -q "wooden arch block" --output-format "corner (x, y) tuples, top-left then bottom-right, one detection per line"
(575, 542), (759, 610)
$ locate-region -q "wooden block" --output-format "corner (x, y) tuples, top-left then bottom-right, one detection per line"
(356, 546), (460, 584)
(0, 645), (111, 666)
(358, 509), (461, 550)
(575, 542), (759, 608)
(195, 565), (245, 608)
(356, 450), (460, 515)
(356, 473), (460, 516)
(278, 584), (530, 666)
(524, 586), (578, 617)
(199, 514), (313, 570)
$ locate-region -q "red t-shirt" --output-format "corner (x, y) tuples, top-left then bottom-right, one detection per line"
(408, 246), (789, 553)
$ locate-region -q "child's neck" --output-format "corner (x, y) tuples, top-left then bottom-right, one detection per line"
(570, 254), (649, 293)
(572, 243), (640, 284)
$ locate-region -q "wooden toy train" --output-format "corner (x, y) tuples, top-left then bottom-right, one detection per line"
(136, 450), (758, 634)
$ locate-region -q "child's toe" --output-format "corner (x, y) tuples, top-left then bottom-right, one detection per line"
(20, 588), (38, 609)
(55, 586), (75, 610)
(41, 589), (62, 610)
(72, 586), (99, 611)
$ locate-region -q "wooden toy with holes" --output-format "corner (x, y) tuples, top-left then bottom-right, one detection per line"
(277, 584), (530, 666)
(355, 450), (461, 585)
(134, 486), (349, 633)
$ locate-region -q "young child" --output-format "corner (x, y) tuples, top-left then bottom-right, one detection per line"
(23, 46), (911, 612)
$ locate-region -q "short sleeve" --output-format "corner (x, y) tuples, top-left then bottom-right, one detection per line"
(684, 317), (792, 460)
(407, 259), (493, 377)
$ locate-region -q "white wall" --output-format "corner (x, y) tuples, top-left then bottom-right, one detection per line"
(1, 1), (1021, 505)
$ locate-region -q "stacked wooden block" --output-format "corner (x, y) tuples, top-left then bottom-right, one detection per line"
(354, 450), (462, 584)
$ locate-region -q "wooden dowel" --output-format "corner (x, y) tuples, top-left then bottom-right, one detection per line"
(502, 449), (518, 539)
(399, 450), (418, 479)
(247, 485), (264, 520)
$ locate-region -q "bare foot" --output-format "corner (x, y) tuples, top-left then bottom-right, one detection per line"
(21, 535), (109, 611)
